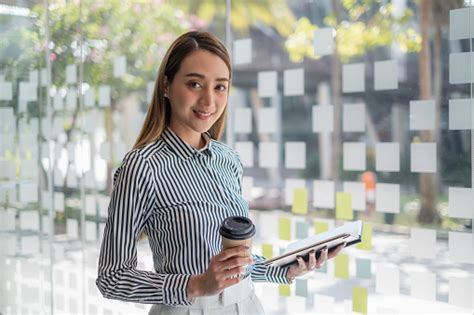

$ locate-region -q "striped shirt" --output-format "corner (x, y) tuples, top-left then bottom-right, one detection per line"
(96, 127), (289, 306)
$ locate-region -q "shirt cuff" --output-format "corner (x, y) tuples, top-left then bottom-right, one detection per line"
(162, 274), (194, 306)
(265, 265), (291, 284)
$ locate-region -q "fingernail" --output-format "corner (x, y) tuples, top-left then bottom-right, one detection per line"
(244, 246), (250, 250)
(310, 250), (315, 254)
(296, 255), (302, 260)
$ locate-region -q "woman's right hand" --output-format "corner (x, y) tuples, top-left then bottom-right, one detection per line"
(186, 245), (253, 299)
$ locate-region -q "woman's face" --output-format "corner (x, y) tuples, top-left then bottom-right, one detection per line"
(166, 49), (230, 147)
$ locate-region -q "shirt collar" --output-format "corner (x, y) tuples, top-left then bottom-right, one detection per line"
(161, 127), (213, 160)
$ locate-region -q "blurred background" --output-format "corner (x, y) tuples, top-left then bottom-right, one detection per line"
(0, 0), (472, 314)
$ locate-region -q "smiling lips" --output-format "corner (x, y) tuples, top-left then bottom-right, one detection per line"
(193, 109), (213, 120)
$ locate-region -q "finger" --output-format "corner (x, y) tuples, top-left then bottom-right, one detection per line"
(316, 247), (328, 268)
(218, 246), (249, 261)
(223, 265), (246, 279)
(308, 250), (317, 269)
(328, 243), (346, 259)
(219, 256), (253, 272)
(296, 255), (306, 270)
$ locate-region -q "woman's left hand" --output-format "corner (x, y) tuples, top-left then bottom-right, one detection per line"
(286, 243), (346, 280)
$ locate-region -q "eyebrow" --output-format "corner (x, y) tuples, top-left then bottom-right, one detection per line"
(185, 72), (229, 82)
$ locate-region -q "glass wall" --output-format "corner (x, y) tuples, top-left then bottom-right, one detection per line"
(0, 0), (472, 314)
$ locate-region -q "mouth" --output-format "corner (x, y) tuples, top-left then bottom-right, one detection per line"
(193, 109), (214, 120)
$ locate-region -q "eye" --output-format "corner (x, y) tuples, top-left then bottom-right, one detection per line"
(215, 84), (227, 92)
(188, 81), (202, 89)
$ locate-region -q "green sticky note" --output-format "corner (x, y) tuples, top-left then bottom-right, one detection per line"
(336, 192), (353, 220)
(279, 284), (291, 297)
(314, 221), (329, 234)
(334, 254), (349, 279)
(295, 222), (309, 239)
(292, 188), (308, 214)
(315, 263), (327, 274)
(295, 279), (308, 297)
(356, 258), (371, 279)
(356, 222), (372, 250)
(352, 286), (368, 314)
(262, 243), (273, 259)
(278, 217), (291, 241)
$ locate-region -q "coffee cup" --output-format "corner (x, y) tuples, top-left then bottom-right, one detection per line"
(219, 216), (256, 257)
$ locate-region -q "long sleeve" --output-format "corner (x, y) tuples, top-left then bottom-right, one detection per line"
(250, 253), (291, 284)
(96, 151), (193, 306)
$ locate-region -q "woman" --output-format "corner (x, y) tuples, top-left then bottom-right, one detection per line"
(96, 31), (344, 314)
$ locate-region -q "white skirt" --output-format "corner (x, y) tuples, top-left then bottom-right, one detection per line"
(148, 277), (265, 315)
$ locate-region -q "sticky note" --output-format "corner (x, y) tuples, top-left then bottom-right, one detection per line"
(260, 212), (279, 240)
(85, 195), (96, 216)
(411, 142), (436, 173)
(336, 192), (353, 220)
(343, 63), (365, 93)
(66, 219), (79, 239)
(54, 192), (64, 213)
(356, 222), (372, 250)
(262, 243), (273, 259)
(259, 142), (278, 168)
(375, 183), (400, 213)
(19, 82), (37, 101)
(316, 262), (327, 274)
(410, 100), (435, 130)
(258, 107), (277, 133)
(449, 232), (474, 264)
(233, 108), (252, 133)
(283, 68), (304, 96)
(66, 87), (77, 110)
(334, 254), (349, 279)
(21, 235), (39, 255)
(376, 142), (400, 172)
(279, 284), (291, 297)
(285, 142), (306, 169)
(409, 228), (436, 259)
(314, 27), (334, 55)
(285, 179), (305, 205)
(0, 209), (15, 231)
(352, 286), (368, 314)
(292, 189), (308, 215)
(98, 196), (110, 218)
(0, 82), (12, 100)
(295, 221), (309, 239)
(356, 258), (371, 279)
(374, 60), (398, 90)
(376, 264), (399, 295)
(53, 92), (64, 111)
(312, 105), (334, 132)
(343, 142), (366, 171)
(449, 52), (473, 84)
(295, 279), (308, 297)
(409, 271), (436, 301)
(19, 183), (38, 204)
(313, 180), (335, 209)
(20, 211), (39, 231)
(278, 217), (291, 241)
(99, 85), (111, 107)
(449, 98), (473, 130)
(234, 142), (254, 167)
(84, 88), (95, 107)
(233, 38), (252, 65)
(113, 55), (126, 77)
(242, 176), (253, 201)
(314, 221), (329, 234)
(343, 103), (365, 132)
(450, 8), (474, 40)
(40, 68), (48, 86)
(66, 64), (77, 84)
(343, 182), (365, 211)
(258, 71), (277, 98)
(448, 187), (474, 219)
(448, 276), (473, 309)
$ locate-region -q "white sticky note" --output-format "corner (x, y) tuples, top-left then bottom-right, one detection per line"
(66, 64), (77, 84)
(343, 103), (365, 132)
(233, 38), (252, 65)
(449, 8), (474, 40)
(411, 143), (436, 173)
(258, 107), (277, 133)
(98, 196), (110, 218)
(448, 187), (474, 219)
(66, 87), (77, 110)
(449, 98), (473, 130)
(283, 68), (304, 96)
(85, 221), (96, 241)
(0, 209), (15, 231)
(285, 178), (306, 205)
(258, 71), (277, 98)
(376, 264), (399, 295)
(20, 211), (39, 231)
(376, 142), (400, 172)
(410, 228), (436, 259)
(235, 142), (254, 167)
(343, 182), (365, 211)
(343, 63), (364, 93)
(147, 81), (155, 103)
(314, 27), (334, 56)
(285, 142), (306, 169)
(29, 70), (39, 86)
(259, 212), (279, 240)
(449, 276), (473, 309)
(53, 92), (64, 111)
(54, 192), (64, 213)
(0, 107), (14, 133)
(0, 160), (16, 180)
(40, 68), (48, 86)
(242, 176), (254, 201)
(449, 232), (474, 264)
(374, 60), (398, 90)
(313, 180), (335, 209)
(21, 235), (39, 255)
(343, 142), (366, 171)
(0, 82), (13, 101)
(375, 183), (400, 213)
(19, 82), (37, 101)
(113, 55), (126, 78)
(312, 105), (333, 132)
(85, 194), (96, 216)
(449, 52), (473, 84)
(409, 271), (436, 301)
(19, 182), (38, 204)
(84, 88), (95, 107)
(410, 100), (435, 130)
(259, 142), (278, 168)
(99, 85), (111, 107)
(66, 219), (79, 239)
(233, 108), (252, 133)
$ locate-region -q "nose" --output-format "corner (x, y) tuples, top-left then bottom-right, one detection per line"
(199, 86), (214, 108)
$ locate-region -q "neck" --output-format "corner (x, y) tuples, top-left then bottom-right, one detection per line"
(168, 125), (205, 149)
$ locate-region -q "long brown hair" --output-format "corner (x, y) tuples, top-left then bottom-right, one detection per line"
(133, 31), (232, 150)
